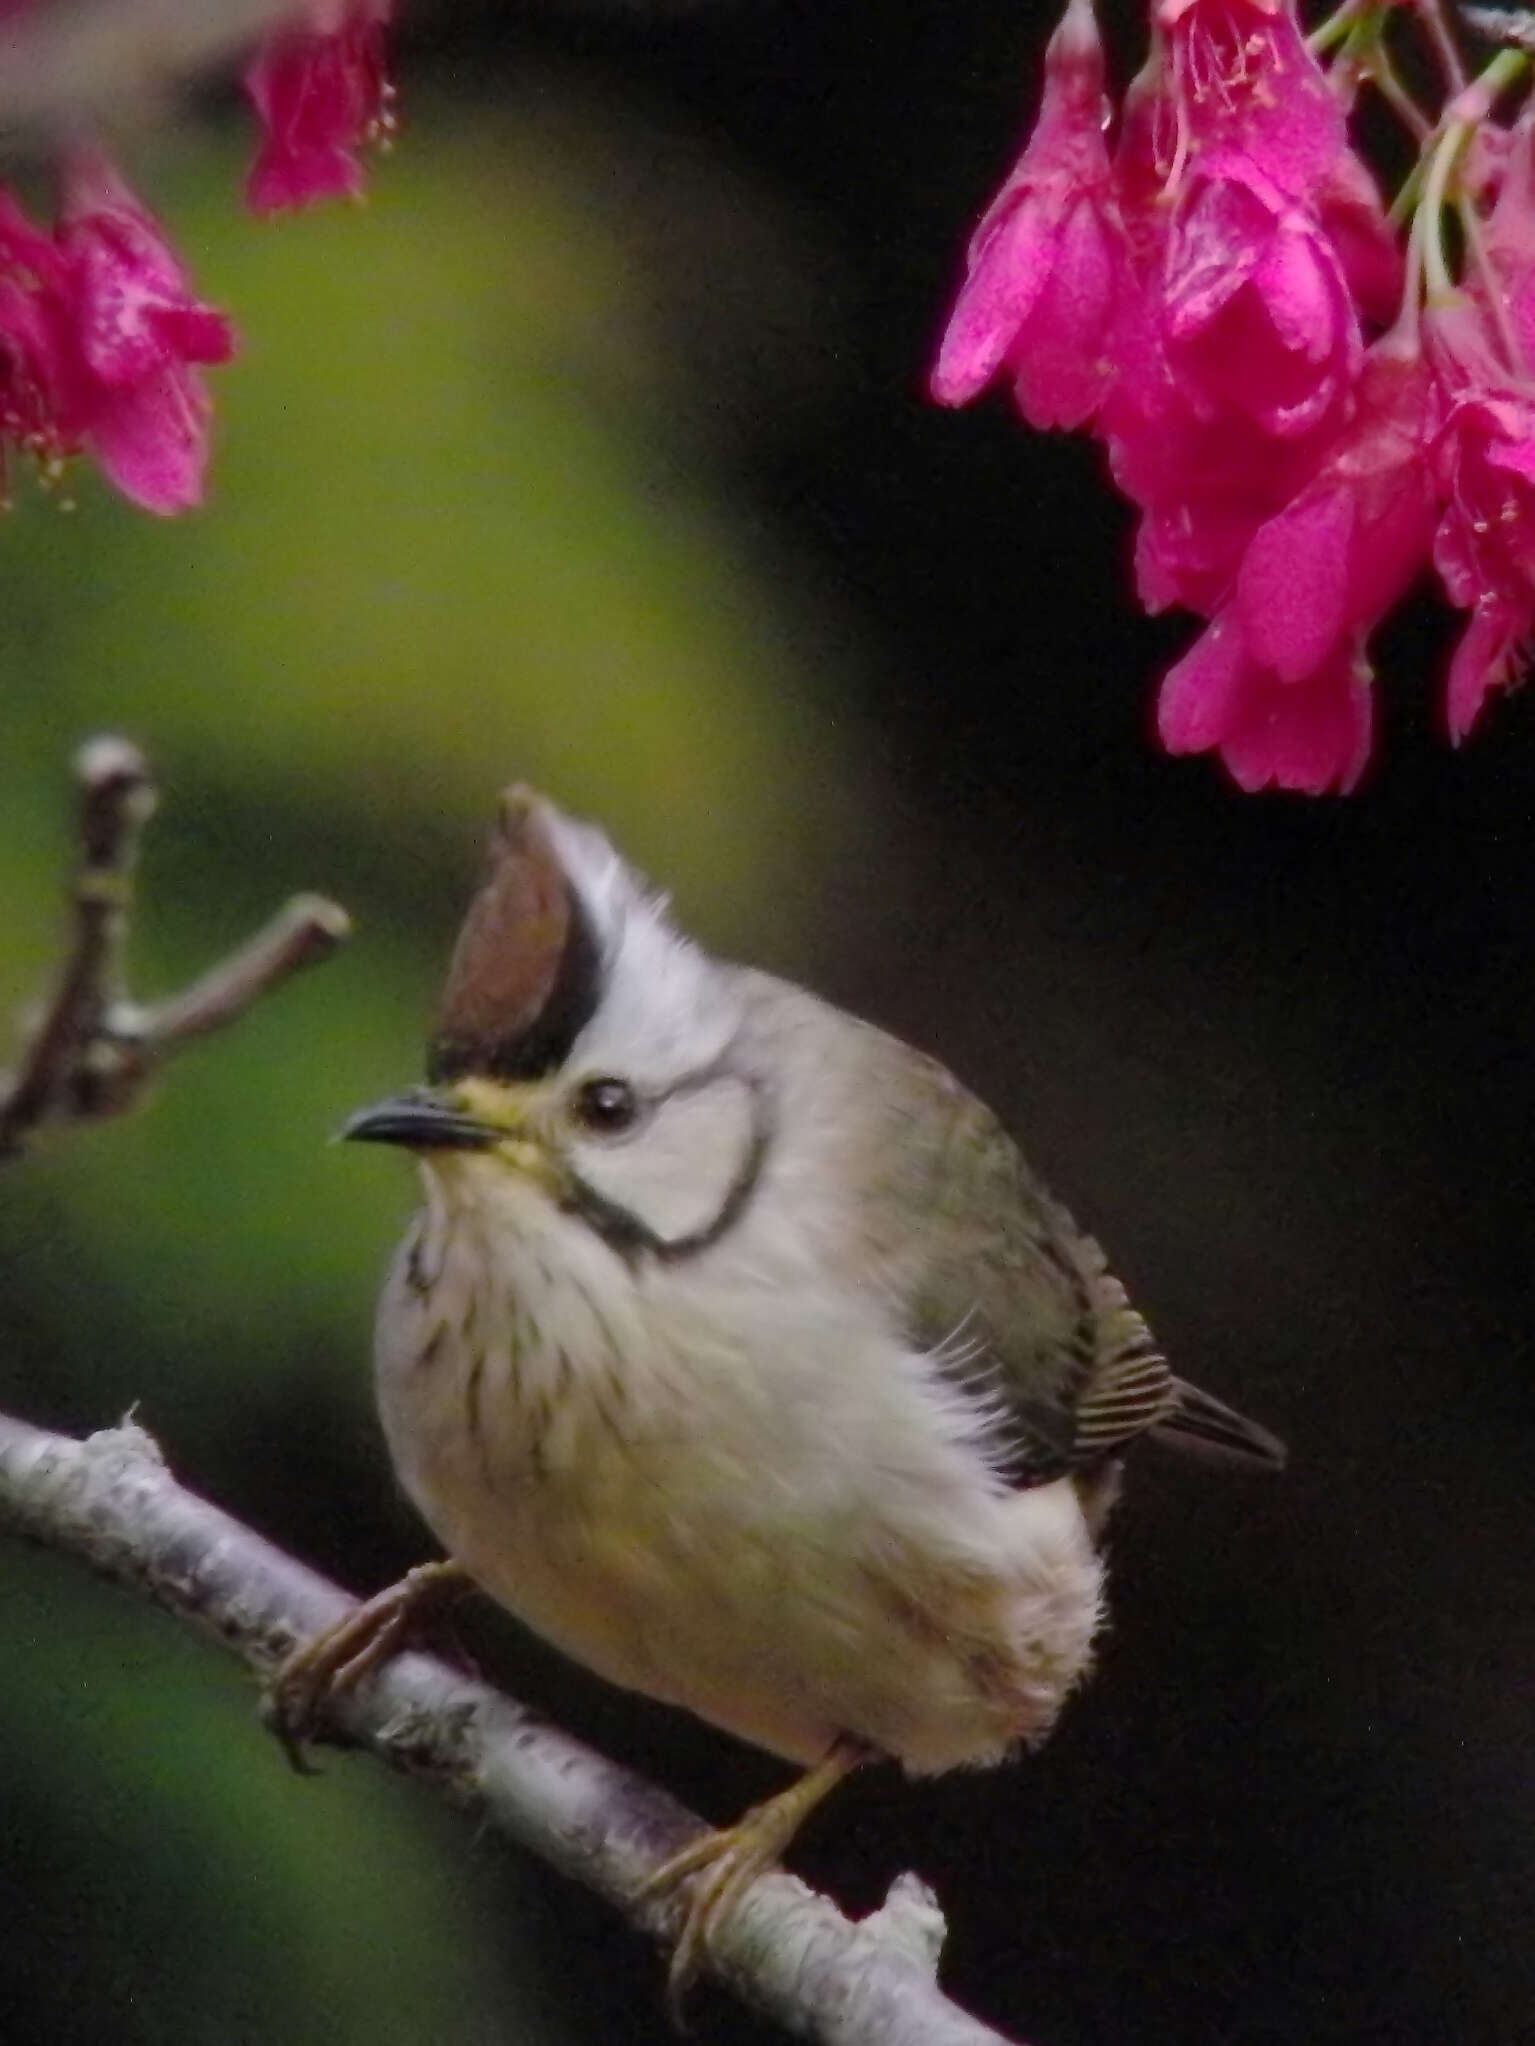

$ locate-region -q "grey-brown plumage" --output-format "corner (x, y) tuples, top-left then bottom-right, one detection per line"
(848, 1025), (1285, 1485)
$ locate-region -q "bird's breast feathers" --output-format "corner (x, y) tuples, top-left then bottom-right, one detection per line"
(372, 1155), (1103, 1770)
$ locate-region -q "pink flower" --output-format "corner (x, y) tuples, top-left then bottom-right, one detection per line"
(1161, 151), (1361, 440)
(245, 2), (394, 217)
(1097, 267), (1336, 615)
(1155, 0), (1346, 200)
(1432, 380), (1535, 740)
(0, 190), (85, 479)
(930, 0), (1124, 429)
(1158, 618), (1374, 793)
(1117, 0), (1398, 319)
(58, 152), (236, 515)
(1097, 27), (1386, 621)
(1157, 337), (1438, 790)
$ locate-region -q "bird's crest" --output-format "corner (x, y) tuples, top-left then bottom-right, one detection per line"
(428, 785), (734, 1088)
(428, 786), (604, 1083)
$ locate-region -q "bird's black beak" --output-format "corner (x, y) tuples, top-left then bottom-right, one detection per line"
(340, 1089), (498, 1151)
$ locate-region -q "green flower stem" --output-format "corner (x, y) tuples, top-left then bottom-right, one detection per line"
(1393, 46), (1531, 268)
(1354, 23), (1435, 142)
(1307, 0), (1367, 56)
(1396, 194), (1430, 344)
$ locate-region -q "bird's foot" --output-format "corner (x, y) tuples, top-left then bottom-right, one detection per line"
(263, 1558), (471, 1771)
(635, 1739), (865, 2024)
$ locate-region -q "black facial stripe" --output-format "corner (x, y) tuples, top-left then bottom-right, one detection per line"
(561, 1073), (774, 1265)
(428, 883), (604, 1084)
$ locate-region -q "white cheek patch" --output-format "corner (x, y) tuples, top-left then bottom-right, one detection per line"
(572, 1075), (760, 1249)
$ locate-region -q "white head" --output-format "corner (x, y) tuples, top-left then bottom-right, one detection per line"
(344, 787), (769, 1260)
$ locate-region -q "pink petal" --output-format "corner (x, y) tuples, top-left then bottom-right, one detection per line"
(1013, 197), (1118, 428)
(247, 138), (365, 218)
(1238, 485), (1354, 682)
(1445, 601), (1527, 742)
(1251, 226), (1337, 362)
(1134, 484), (1271, 616)
(1156, 612), (1249, 753)
(87, 365), (211, 514)
(152, 305), (237, 367)
(931, 198), (1058, 405)
(1220, 649), (1372, 793)
(1163, 179), (1266, 340)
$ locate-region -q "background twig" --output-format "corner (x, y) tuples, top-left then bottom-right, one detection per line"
(0, 736), (154, 1150)
(141, 893), (352, 1047)
(0, 736), (350, 1159)
(0, 1408), (1019, 2046)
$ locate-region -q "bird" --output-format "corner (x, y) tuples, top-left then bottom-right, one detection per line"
(274, 782), (1284, 2005)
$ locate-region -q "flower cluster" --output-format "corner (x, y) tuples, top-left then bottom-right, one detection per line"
(0, 2), (395, 514)
(931, 0), (1535, 792)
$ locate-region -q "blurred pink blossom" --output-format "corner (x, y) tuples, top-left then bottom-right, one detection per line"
(0, 191), (84, 482)
(59, 151), (236, 514)
(245, 1), (394, 217)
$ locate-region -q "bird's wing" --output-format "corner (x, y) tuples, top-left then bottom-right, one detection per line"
(868, 1039), (1281, 1482)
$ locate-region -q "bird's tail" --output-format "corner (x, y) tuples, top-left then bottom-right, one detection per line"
(1152, 1378), (1287, 1471)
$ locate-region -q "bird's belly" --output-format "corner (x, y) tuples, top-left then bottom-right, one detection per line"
(392, 1393), (1104, 1772)
(375, 1223), (1104, 1772)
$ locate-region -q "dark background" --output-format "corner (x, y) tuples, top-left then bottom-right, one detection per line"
(3, 3), (1533, 2042)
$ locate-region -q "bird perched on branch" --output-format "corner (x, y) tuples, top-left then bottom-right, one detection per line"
(277, 784), (1284, 2006)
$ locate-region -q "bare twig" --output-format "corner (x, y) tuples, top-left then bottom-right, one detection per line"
(0, 1408), (1020, 2046)
(0, 736), (349, 1160)
(142, 892), (352, 1047)
(0, 736), (154, 1150)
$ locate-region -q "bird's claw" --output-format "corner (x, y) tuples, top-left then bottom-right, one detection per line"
(637, 1808), (798, 2027)
(261, 1559), (471, 1771)
(634, 1740), (865, 2026)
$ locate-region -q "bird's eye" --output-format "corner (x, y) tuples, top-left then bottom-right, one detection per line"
(571, 1076), (641, 1134)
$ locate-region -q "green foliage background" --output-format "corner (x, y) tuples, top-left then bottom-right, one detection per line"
(0, 101), (871, 2044)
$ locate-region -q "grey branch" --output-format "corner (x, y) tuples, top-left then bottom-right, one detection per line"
(0, 1408), (1020, 2046)
(0, 737), (349, 1160)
